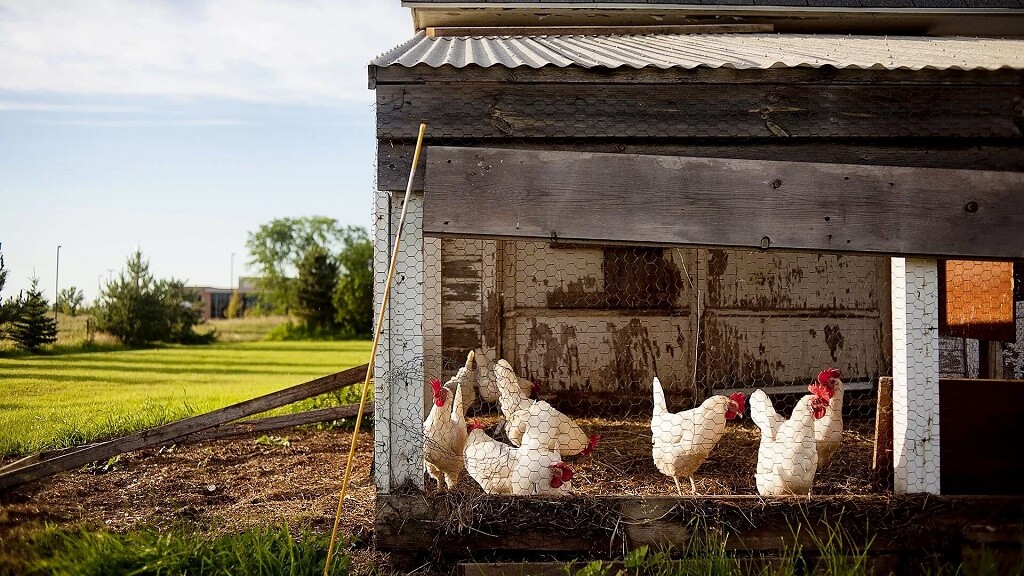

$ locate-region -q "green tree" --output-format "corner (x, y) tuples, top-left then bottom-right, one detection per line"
(295, 245), (339, 333)
(161, 279), (208, 344)
(334, 229), (373, 338)
(245, 217), (349, 314)
(10, 277), (57, 352)
(58, 286), (85, 316)
(225, 290), (243, 319)
(96, 250), (209, 346)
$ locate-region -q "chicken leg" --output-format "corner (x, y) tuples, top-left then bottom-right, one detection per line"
(673, 477), (682, 496)
(689, 476), (698, 495)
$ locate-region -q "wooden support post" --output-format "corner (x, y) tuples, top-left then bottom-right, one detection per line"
(891, 258), (941, 495)
(373, 189), (426, 493)
(873, 377), (894, 490)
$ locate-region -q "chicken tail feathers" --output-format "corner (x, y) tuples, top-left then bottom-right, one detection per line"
(652, 377), (667, 417)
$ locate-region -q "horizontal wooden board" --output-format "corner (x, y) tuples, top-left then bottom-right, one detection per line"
(702, 313), (885, 389)
(423, 147), (1024, 260)
(376, 493), (1024, 553)
(503, 313), (692, 395)
(377, 83), (1024, 141)
(378, 140), (1024, 192)
(940, 378), (1024, 495)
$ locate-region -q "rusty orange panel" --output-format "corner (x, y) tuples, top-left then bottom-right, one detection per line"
(940, 260), (1015, 343)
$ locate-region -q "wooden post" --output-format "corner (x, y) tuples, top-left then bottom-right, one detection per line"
(891, 258), (941, 495)
(373, 189), (426, 493)
(872, 377), (894, 490)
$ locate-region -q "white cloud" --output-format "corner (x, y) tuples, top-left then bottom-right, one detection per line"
(0, 0), (412, 105)
(0, 101), (148, 113)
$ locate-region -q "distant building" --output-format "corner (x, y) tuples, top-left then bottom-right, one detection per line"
(191, 280), (259, 320)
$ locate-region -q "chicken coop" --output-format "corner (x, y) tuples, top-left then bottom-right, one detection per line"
(367, 0), (1024, 567)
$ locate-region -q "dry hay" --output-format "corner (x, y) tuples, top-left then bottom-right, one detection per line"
(433, 416), (879, 497)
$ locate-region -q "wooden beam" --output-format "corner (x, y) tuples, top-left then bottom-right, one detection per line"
(376, 83), (1024, 141)
(377, 140), (1024, 192)
(0, 365), (368, 492)
(423, 146), (1024, 260)
(424, 24), (774, 38)
(376, 493), (1024, 553)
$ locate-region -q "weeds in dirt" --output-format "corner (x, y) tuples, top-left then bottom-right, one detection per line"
(15, 525), (351, 576)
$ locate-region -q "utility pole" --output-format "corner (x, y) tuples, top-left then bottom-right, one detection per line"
(230, 252), (236, 289)
(55, 244), (62, 321)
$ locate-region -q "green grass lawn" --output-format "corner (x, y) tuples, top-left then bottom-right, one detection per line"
(0, 340), (371, 458)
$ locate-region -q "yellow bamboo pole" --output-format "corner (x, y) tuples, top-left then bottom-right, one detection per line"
(323, 122), (427, 576)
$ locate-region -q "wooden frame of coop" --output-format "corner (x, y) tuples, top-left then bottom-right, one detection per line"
(367, 1), (1024, 564)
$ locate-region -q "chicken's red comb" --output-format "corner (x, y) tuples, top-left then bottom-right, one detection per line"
(580, 435), (601, 456)
(558, 462), (575, 483)
(430, 378), (442, 393)
(808, 381), (834, 402)
(817, 367), (842, 385)
(468, 419), (485, 432)
(729, 392), (747, 412)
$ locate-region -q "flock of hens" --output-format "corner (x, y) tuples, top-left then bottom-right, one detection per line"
(424, 351), (844, 497)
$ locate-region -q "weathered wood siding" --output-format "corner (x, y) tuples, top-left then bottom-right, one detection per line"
(440, 239), (890, 401)
(702, 250), (890, 389)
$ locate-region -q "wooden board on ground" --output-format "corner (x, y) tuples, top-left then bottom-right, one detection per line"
(423, 146), (1024, 260)
(0, 364), (368, 491)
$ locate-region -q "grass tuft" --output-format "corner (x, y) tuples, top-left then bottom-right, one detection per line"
(15, 525), (350, 576)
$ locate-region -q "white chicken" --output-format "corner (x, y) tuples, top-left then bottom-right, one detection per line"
(751, 384), (831, 496)
(812, 368), (844, 467)
(463, 420), (574, 496)
(494, 359), (599, 457)
(651, 376), (746, 494)
(475, 351), (536, 403)
(422, 352), (477, 490)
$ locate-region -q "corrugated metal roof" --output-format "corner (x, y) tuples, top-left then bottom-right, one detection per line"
(371, 32), (1024, 70)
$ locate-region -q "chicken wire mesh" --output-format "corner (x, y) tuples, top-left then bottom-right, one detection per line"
(373, 200), (920, 497)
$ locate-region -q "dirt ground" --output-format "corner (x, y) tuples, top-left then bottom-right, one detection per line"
(0, 417), (877, 574)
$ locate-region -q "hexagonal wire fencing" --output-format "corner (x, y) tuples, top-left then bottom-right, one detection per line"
(372, 195), (1021, 500)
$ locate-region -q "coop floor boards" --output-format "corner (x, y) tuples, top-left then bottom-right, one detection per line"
(375, 494), (1024, 556)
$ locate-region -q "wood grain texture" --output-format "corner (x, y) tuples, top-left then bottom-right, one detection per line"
(377, 141), (1024, 192)
(423, 146), (1024, 259)
(376, 493), (1024, 553)
(0, 365), (368, 491)
(940, 378), (1024, 495)
(376, 83), (1024, 140)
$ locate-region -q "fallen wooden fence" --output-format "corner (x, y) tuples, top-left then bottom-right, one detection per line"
(0, 364), (369, 491)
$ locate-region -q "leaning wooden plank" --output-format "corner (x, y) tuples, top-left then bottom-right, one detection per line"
(0, 454), (40, 475)
(423, 146), (1024, 260)
(184, 402), (375, 444)
(0, 364), (367, 492)
(0, 402), (374, 476)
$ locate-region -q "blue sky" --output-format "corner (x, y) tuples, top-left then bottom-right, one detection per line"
(0, 1), (411, 302)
